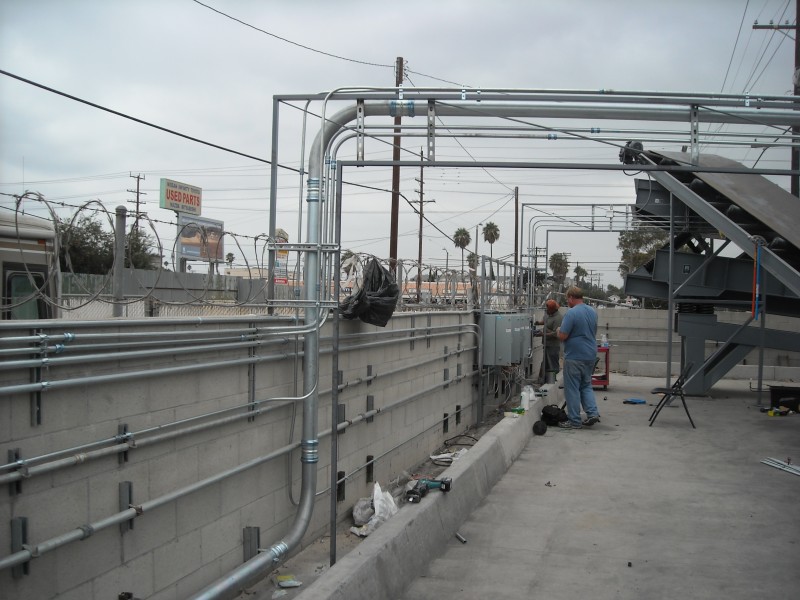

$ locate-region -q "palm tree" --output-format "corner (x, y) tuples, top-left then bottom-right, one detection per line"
(453, 227), (471, 281)
(574, 264), (587, 285)
(549, 252), (570, 288)
(482, 222), (500, 261)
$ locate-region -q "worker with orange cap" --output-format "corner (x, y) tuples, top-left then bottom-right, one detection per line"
(534, 299), (563, 381)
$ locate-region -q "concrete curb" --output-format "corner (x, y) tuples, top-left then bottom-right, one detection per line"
(293, 392), (552, 600)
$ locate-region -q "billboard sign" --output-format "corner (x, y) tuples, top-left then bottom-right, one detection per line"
(160, 178), (202, 216)
(177, 214), (224, 263)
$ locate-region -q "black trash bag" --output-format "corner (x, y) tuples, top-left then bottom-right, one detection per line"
(541, 404), (568, 426)
(339, 258), (400, 327)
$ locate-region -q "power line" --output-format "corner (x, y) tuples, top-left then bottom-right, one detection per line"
(0, 68), (273, 165)
(191, 0), (394, 68)
(192, 0), (463, 86)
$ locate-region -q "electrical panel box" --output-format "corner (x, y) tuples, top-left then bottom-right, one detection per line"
(481, 313), (530, 366)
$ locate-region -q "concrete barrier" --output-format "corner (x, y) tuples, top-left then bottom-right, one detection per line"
(293, 391), (553, 600)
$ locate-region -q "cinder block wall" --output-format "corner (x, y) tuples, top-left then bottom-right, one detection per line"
(528, 306), (800, 375)
(0, 312), (480, 600)
(593, 308), (800, 373)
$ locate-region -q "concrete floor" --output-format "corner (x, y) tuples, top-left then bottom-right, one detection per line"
(257, 375), (800, 600)
(399, 376), (800, 600)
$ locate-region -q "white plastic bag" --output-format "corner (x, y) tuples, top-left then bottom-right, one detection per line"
(352, 497), (374, 527)
(349, 482), (398, 537)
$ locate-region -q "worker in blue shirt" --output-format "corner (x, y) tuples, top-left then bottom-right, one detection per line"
(557, 286), (601, 429)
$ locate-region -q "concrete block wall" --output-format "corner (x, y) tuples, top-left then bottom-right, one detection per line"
(0, 312), (482, 599)
(592, 308), (800, 375)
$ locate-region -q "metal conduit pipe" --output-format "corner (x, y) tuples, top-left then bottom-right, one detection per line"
(0, 392), (295, 474)
(0, 327), (473, 477)
(192, 96), (544, 598)
(320, 328), (477, 358)
(0, 350), (290, 397)
(0, 336), (289, 371)
(0, 336), (474, 481)
(0, 314), (296, 334)
(189, 96), (363, 600)
(0, 357), (480, 572)
(0, 326), (261, 347)
(0, 318), (324, 354)
(326, 377), (476, 492)
(0, 401), (294, 485)
(0, 376), (318, 478)
(0, 333), (263, 358)
(0, 439), (301, 572)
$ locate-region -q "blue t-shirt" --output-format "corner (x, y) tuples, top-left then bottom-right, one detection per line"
(560, 302), (597, 361)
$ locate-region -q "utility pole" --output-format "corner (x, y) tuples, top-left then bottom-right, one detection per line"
(127, 173), (146, 231)
(753, 5), (800, 196)
(514, 186), (519, 267)
(413, 150), (434, 303)
(389, 56), (404, 273)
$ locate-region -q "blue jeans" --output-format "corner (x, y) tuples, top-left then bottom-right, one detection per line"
(563, 359), (600, 426)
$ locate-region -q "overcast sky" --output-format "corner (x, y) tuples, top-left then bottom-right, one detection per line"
(0, 0), (796, 287)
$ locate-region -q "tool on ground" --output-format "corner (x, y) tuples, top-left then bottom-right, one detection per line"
(406, 477), (453, 503)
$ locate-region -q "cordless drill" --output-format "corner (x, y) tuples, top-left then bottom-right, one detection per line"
(405, 477), (453, 503)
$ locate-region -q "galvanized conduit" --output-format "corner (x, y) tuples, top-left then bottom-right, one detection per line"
(0, 337), (288, 371)
(0, 318), (331, 366)
(0, 359), (476, 572)
(0, 341), (474, 483)
(0, 438), (302, 572)
(0, 333), (260, 359)
(0, 351), (291, 397)
(0, 401), (292, 485)
(326, 372), (476, 492)
(0, 325), (261, 347)
(191, 96), (492, 599)
(0, 322), (475, 476)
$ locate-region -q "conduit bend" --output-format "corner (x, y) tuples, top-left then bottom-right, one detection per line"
(190, 99), (454, 599)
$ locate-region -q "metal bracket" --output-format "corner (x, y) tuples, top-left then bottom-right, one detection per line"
(410, 316), (416, 351)
(119, 481), (134, 533)
(11, 517), (29, 578)
(443, 412), (450, 434)
(243, 526), (261, 562)
(336, 470), (346, 502)
(118, 424), (129, 464)
(690, 105), (700, 165)
(337, 404), (346, 435)
(8, 448), (23, 496)
(427, 315), (432, 348)
(427, 100), (436, 161)
(356, 99), (365, 161)
(366, 455), (374, 483)
(366, 395), (374, 424)
(444, 367), (450, 388)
